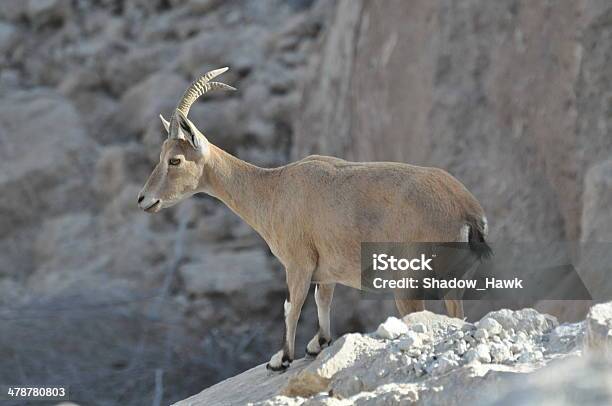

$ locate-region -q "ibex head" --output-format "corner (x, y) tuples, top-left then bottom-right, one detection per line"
(138, 67), (235, 213)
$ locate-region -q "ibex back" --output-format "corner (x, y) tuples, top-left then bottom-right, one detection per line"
(138, 68), (491, 371)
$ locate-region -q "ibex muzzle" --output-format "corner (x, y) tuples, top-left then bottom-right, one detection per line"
(138, 67), (491, 372)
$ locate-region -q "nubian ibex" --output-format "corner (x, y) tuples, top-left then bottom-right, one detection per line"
(138, 67), (491, 371)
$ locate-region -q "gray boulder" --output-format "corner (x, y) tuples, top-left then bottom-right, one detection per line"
(0, 90), (96, 232)
(586, 301), (612, 354)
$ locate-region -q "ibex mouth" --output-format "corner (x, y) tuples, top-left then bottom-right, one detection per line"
(144, 200), (161, 213)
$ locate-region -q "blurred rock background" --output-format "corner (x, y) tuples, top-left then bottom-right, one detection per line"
(0, 0), (610, 405)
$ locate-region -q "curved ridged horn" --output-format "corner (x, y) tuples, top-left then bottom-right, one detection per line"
(169, 67), (236, 139)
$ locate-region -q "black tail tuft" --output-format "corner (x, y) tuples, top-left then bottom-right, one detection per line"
(467, 219), (493, 260)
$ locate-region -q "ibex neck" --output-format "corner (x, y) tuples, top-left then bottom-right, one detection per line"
(204, 144), (279, 236)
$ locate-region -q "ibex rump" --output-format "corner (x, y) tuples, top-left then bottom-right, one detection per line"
(138, 68), (490, 371)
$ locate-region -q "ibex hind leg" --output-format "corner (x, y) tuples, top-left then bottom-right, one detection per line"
(444, 298), (464, 319)
(394, 294), (425, 317)
(306, 283), (335, 357)
(441, 222), (479, 320)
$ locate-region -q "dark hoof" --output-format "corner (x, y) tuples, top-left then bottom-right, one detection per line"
(306, 338), (332, 358)
(266, 359), (291, 372)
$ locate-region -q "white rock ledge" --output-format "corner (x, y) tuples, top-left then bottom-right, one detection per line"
(173, 303), (612, 406)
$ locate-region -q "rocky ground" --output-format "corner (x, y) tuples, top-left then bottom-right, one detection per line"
(174, 302), (612, 406)
(1, 1), (612, 405)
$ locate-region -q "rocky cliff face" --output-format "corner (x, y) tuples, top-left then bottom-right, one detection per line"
(296, 0), (612, 244)
(174, 302), (612, 406)
(294, 0), (612, 321)
(1, 0), (611, 405)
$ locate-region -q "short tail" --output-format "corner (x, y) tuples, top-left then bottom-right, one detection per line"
(467, 216), (492, 260)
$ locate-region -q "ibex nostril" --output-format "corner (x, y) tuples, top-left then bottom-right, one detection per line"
(138, 195), (144, 204)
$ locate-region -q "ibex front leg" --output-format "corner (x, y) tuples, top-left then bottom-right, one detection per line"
(266, 268), (311, 371)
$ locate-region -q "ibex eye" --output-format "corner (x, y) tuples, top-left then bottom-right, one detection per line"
(168, 158), (181, 166)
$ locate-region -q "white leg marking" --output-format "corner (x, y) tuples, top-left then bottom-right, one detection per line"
(307, 335), (321, 354)
(315, 285), (331, 339)
(268, 300), (293, 370)
(268, 349), (286, 369)
(459, 224), (470, 242)
(284, 300), (291, 318)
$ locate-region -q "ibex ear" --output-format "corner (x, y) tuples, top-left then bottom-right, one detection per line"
(176, 111), (209, 153)
(159, 114), (170, 133)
